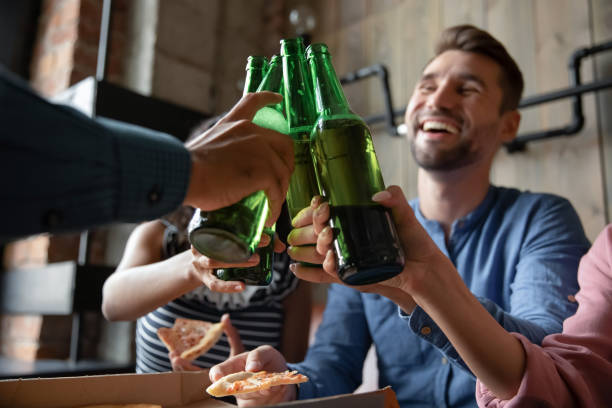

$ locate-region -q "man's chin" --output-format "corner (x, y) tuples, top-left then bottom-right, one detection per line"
(412, 151), (475, 171)
(410, 141), (474, 172)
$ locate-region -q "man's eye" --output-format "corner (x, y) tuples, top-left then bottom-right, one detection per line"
(459, 87), (478, 95)
(419, 84), (435, 93)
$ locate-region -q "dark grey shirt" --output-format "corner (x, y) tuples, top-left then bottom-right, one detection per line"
(0, 67), (190, 241)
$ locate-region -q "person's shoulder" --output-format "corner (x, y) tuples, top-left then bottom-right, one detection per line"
(493, 185), (574, 212)
(592, 224), (612, 256)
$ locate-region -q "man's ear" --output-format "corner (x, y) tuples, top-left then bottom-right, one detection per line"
(499, 110), (521, 143)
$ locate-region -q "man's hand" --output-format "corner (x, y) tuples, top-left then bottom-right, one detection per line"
(209, 345), (296, 407)
(183, 92), (294, 227)
(287, 186), (451, 312)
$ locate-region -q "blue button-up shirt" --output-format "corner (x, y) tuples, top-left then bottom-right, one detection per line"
(290, 186), (590, 407)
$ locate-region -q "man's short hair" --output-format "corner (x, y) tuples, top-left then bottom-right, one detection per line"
(434, 25), (524, 112)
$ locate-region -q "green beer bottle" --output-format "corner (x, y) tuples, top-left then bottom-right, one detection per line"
(280, 38), (319, 220)
(306, 43), (405, 285)
(213, 56), (276, 285)
(243, 55), (268, 94)
(188, 55), (288, 263)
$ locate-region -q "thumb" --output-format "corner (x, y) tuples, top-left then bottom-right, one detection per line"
(372, 185), (420, 243)
(222, 91), (283, 122)
(372, 186), (441, 265)
(372, 185), (414, 226)
(245, 349), (265, 372)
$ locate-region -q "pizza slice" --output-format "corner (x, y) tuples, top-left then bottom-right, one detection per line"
(206, 370), (309, 397)
(157, 317), (225, 361)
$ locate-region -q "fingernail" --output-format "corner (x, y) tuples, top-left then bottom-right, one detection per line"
(372, 190), (392, 202)
(289, 263), (296, 273)
(246, 361), (258, 371)
(233, 285), (243, 290)
(311, 196), (319, 206)
(315, 202), (328, 216)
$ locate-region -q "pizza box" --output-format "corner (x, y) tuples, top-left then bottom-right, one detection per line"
(0, 370), (400, 408)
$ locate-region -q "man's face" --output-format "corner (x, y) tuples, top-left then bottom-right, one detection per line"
(405, 50), (514, 171)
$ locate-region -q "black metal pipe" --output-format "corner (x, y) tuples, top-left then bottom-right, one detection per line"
(505, 41), (612, 152)
(340, 64), (399, 135)
(516, 77), (612, 108)
(368, 76), (612, 124)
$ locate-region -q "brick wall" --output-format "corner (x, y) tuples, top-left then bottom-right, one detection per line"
(0, 0), (128, 361)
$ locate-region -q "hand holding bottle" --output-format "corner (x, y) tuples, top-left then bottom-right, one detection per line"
(183, 91), (294, 228)
(209, 345), (296, 406)
(287, 186), (456, 313)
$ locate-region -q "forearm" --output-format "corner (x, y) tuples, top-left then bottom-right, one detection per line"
(0, 69), (190, 240)
(415, 275), (525, 399)
(102, 250), (201, 320)
(401, 254), (524, 398)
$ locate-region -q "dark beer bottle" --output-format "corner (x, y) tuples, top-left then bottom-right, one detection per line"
(306, 43), (405, 285)
(188, 55), (287, 263)
(215, 226), (275, 285)
(280, 38), (319, 220)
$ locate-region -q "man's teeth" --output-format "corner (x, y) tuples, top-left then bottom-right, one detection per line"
(422, 121), (459, 134)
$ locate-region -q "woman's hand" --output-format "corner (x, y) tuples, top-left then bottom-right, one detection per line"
(189, 232), (286, 292)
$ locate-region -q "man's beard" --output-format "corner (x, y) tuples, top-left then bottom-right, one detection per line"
(409, 136), (478, 171)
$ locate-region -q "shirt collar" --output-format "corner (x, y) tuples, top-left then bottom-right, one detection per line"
(410, 185), (498, 233)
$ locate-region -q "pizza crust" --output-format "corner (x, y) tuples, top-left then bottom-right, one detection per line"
(206, 370), (309, 397)
(157, 318), (225, 361)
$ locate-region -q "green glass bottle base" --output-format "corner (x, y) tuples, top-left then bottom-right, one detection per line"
(339, 264), (403, 286)
(215, 269), (272, 286)
(189, 228), (252, 263)
(330, 204), (406, 286)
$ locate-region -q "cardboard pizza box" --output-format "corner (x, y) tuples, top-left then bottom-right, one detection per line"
(0, 371), (399, 408)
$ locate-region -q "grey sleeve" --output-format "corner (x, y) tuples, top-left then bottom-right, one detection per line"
(0, 68), (190, 241)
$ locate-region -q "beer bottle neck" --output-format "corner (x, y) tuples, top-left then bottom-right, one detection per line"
(243, 56), (267, 95)
(282, 56), (316, 131)
(257, 56), (283, 93)
(308, 51), (353, 118)
(252, 55), (289, 135)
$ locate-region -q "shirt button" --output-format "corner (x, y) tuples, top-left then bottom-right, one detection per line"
(441, 357), (448, 364)
(567, 294), (577, 303)
(43, 209), (63, 227)
(148, 185), (161, 203)
(420, 326), (431, 335)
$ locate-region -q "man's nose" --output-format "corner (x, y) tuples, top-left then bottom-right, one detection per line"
(426, 83), (457, 110)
